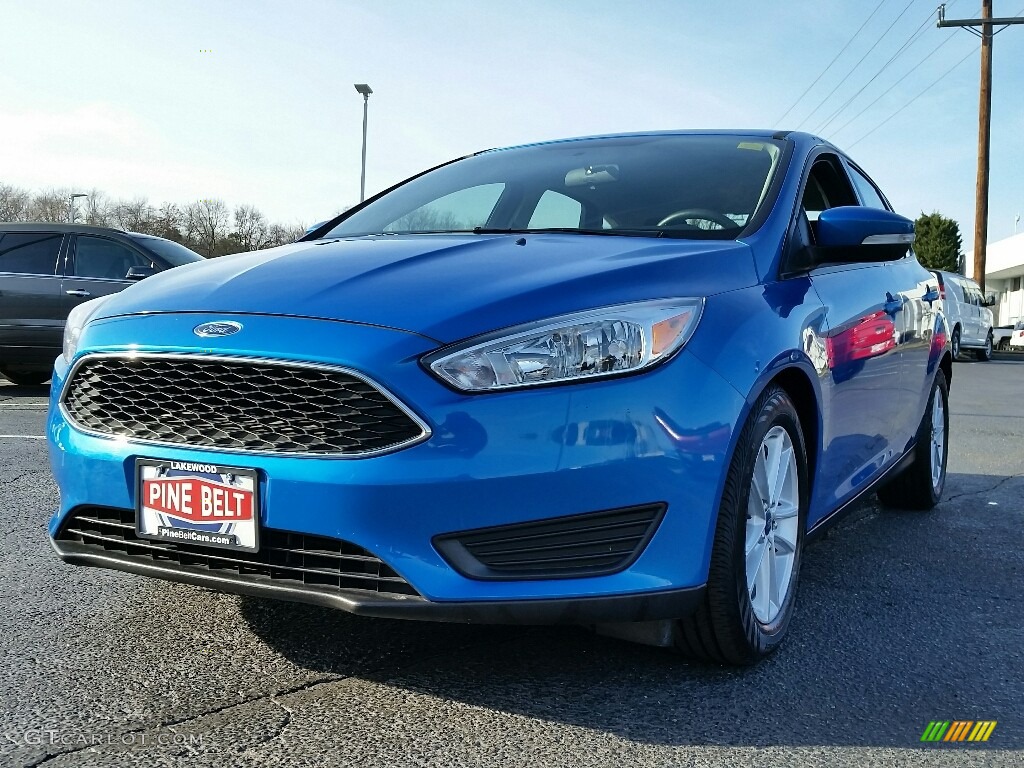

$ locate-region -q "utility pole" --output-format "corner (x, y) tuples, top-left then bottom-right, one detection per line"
(938, 2), (1024, 292)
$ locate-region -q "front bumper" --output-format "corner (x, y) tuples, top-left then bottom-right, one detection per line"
(48, 312), (744, 620)
(51, 534), (705, 624)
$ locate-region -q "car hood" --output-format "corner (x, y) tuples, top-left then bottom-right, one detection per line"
(96, 234), (757, 343)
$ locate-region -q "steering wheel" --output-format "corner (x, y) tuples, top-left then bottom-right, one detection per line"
(657, 208), (736, 230)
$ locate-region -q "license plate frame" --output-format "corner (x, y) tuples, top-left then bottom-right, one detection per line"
(135, 459), (260, 552)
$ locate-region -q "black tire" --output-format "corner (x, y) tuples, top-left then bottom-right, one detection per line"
(0, 368), (51, 386)
(877, 372), (948, 510)
(974, 333), (993, 362)
(950, 327), (961, 360)
(673, 386), (808, 666)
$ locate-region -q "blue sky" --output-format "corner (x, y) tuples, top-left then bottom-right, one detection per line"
(1, 0), (1022, 242)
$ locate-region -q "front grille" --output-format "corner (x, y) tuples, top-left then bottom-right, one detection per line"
(433, 504), (666, 580)
(58, 506), (419, 597)
(61, 355), (427, 456)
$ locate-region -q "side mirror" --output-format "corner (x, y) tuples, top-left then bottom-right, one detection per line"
(125, 266), (157, 280)
(815, 207), (915, 260)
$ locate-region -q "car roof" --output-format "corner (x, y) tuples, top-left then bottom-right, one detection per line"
(482, 129), (826, 155)
(0, 222), (127, 235)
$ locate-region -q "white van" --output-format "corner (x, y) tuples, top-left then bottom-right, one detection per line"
(930, 270), (995, 361)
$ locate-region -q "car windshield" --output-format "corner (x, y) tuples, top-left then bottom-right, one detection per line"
(131, 235), (204, 266)
(324, 134), (785, 241)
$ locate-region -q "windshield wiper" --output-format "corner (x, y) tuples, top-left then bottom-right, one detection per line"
(470, 227), (667, 238)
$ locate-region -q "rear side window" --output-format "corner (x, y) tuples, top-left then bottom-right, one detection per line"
(73, 236), (154, 280)
(0, 232), (63, 275)
(129, 235), (203, 266)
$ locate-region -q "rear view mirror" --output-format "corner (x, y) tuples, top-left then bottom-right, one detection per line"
(126, 266), (157, 280)
(565, 164), (619, 187)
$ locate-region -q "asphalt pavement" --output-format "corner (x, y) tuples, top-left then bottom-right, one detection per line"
(1, 356), (1021, 767)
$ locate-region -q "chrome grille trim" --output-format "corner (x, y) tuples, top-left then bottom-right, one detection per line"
(59, 352), (431, 458)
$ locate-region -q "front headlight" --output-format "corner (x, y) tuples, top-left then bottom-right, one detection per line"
(424, 298), (704, 392)
(63, 295), (112, 363)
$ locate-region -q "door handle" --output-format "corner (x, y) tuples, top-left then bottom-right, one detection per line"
(66, 289), (91, 297)
(884, 293), (903, 314)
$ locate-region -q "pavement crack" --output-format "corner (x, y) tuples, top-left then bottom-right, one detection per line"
(945, 472), (1023, 503)
(20, 675), (345, 767)
(0, 469), (49, 486)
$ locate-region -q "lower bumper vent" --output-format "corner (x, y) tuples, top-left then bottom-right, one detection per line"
(433, 503), (666, 580)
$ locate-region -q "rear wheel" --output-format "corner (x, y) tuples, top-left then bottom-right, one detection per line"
(0, 368), (51, 386)
(950, 328), (961, 360)
(674, 387), (808, 665)
(974, 332), (993, 361)
(877, 372), (948, 510)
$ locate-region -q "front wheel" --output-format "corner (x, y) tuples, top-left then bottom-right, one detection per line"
(674, 387), (808, 665)
(974, 333), (993, 361)
(877, 372), (948, 510)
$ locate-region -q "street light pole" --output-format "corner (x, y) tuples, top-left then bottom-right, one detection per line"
(354, 83), (373, 202)
(68, 193), (88, 224)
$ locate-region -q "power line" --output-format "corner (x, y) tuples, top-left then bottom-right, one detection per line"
(814, 8), (935, 134)
(796, 0), (920, 131)
(829, 33), (958, 138)
(831, 0), (1021, 139)
(774, 0), (887, 126)
(847, 43), (978, 150)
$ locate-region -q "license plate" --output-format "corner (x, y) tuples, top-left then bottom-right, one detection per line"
(136, 459), (259, 552)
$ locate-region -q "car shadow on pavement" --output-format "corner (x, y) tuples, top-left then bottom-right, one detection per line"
(0, 381), (51, 399)
(241, 470), (1022, 749)
(986, 352), (1024, 364)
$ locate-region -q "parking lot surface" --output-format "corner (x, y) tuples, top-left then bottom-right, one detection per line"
(1, 357), (1021, 767)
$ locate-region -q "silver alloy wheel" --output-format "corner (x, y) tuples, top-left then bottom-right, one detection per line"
(930, 385), (946, 490)
(745, 425), (800, 624)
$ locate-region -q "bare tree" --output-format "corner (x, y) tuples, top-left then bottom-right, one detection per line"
(3, 182), (307, 252)
(30, 188), (73, 222)
(387, 207), (462, 232)
(265, 222), (308, 248)
(153, 202), (184, 241)
(185, 198), (230, 257)
(82, 189), (113, 226)
(111, 197), (155, 233)
(0, 183), (31, 222)
(230, 204), (271, 252)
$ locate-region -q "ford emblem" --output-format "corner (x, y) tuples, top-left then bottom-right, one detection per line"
(193, 321), (243, 338)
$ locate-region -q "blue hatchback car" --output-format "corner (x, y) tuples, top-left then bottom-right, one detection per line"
(47, 130), (951, 665)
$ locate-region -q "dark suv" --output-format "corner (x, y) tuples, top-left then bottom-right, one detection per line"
(0, 223), (203, 385)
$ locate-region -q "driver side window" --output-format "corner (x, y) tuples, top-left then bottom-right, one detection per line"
(528, 191), (583, 229)
(800, 155), (858, 240)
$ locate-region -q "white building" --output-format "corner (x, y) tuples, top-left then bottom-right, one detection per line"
(968, 232), (1024, 326)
